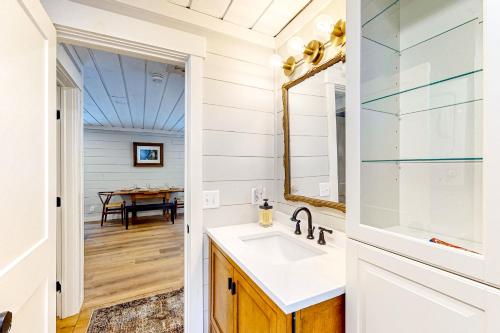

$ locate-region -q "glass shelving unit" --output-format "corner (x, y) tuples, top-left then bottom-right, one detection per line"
(360, 0), (483, 253)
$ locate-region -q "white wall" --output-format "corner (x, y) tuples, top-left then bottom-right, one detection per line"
(200, 36), (274, 332)
(275, 1), (347, 232)
(84, 128), (185, 221)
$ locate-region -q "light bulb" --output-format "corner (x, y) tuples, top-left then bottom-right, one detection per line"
(287, 36), (305, 54)
(315, 14), (334, 36)
(269, 54), (283, 68)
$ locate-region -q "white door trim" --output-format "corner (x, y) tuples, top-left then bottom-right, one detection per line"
(52, 19), (206, 333)
(56, 43), (85, 319)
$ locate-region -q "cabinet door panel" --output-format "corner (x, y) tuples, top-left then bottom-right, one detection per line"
(298, 296), (345, 333)
(210, 244), (234, 333)
(234, 270), (277, 333)
(347, 239), (500, 333)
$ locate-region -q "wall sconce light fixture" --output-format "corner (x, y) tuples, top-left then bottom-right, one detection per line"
(270, 19), (346, 77)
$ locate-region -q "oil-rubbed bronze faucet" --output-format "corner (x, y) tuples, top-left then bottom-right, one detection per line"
(290, 207), (315, 239)
(318, 227), (333, 245)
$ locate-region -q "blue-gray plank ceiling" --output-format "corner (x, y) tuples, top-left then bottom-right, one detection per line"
(65, 44), (185, 132)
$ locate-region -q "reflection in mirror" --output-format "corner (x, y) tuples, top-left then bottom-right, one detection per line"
(283, 53), (346, 212)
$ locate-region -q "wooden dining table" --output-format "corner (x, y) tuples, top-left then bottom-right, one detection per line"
(113, 188), (184, 224)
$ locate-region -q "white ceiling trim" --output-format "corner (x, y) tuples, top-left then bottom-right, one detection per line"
(274, 0), (332, 47)
(45, 0), (206, 59)
(69, 0), (275, 49)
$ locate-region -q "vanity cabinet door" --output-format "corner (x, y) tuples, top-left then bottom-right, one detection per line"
(210, 244), (235, 333)
(347, 239), (500, 333)
(233, 270), (279, 333)
(296, 296), (345, 333)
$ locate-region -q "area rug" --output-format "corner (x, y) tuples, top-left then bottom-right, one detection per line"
(87, 288), (183, 333)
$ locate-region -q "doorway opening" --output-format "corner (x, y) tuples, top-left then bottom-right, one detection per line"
(56, 44), (187, 332)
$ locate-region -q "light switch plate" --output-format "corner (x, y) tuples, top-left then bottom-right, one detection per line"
(251, 187), (267, 205)
(319, 182), (330, 197)
(203, 190), (220, 209)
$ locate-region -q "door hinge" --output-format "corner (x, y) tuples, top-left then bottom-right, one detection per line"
(56, 109), (61, 120)
(56, 281), (62, 293)
(56, 197), (61, 207)
(291, 312), (296, 333)
(187, 224), (190, 234)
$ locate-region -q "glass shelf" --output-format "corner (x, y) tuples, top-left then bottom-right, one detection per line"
(363, 16), (479, 54)
(362, 0), (480, 53)
(399, 18), (478, 53)
(362, 158), (482, 163)
(360, 0), (483, 250)
(362, 0), (400, 28)
(362, 69), (483, 106)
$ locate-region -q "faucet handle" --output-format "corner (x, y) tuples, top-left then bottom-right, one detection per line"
(318, 227), (333, 245)
(318, 226), (333, 234)
(293, 219), (302, 235)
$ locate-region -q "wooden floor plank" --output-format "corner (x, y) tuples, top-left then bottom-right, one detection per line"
(56, 215), (184, 332)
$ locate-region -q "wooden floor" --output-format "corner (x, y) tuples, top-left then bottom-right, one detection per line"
(57, 215), (184, 333)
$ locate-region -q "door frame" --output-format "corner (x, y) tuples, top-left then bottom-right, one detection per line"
(51, 12), (206, 332)
(56, 51), (84, 319)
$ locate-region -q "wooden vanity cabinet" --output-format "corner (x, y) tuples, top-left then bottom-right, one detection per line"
(210, 243), (235, 333)
(209, 239), (345, 333)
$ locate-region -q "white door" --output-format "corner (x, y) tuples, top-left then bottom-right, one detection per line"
(0, 0), (56, 332)
(346, 239), (500, 333)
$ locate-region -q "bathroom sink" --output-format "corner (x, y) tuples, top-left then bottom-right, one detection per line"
(240, 232), (325, 265)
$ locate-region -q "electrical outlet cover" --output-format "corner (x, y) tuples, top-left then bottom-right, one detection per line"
(319, 182), (330, 197)
(203, 190), (220, 209)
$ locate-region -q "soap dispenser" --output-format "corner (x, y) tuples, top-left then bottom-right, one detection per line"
(259, 199), (273, 227)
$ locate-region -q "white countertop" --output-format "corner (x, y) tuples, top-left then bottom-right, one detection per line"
(207, 218), (346, 314)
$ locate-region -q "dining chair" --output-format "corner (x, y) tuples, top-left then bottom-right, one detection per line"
(98, 191), (125, 226)
(174, 197), (184, 219)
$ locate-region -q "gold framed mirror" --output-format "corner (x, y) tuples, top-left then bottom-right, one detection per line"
(282, 50), (346, 213)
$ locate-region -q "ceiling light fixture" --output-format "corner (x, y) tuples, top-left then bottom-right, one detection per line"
(151, 73), (164, 83)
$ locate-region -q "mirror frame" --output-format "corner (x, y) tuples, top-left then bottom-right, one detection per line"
(282, 50), (346, 213)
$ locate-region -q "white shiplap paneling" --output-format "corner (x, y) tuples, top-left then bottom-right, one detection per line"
(190, 0), (232, 18)
(163, 0), (313, 37)
(252, 0), (311, 36)
(84, 129), (184, 221)
(223, 0), (273, 28)
(199, 36), (275, 331)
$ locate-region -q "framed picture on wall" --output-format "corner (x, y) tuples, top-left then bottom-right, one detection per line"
(133, 142), (164, 167)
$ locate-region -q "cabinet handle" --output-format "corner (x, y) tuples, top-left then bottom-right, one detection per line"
(231, 281), (236, 295)
(228, 277), (233, 290)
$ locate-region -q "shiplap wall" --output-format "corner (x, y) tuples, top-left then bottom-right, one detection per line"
(201, 45), (274, 330)
(288, 70), (332, 200)
(275, 1), (347, 232)
(84, 128), (184, 221)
